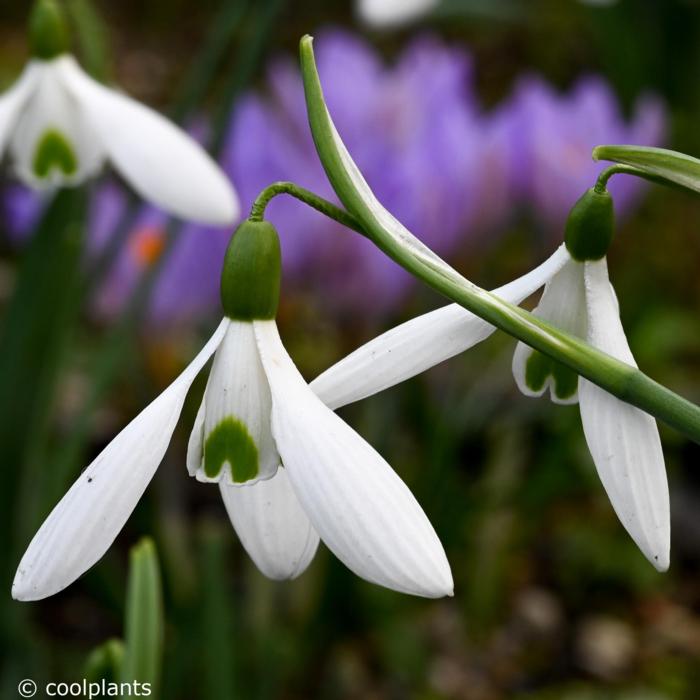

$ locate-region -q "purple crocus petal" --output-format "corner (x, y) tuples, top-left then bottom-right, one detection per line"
(314, 30), (385, 135)
(223, 94), (331, 276)
(1, 185), (46, 244)
(148, 222), (229, 327)
(86, 181), (130, 258)
(91, 205), (169, 322)
(375, 36), (478, 252)
(508, 74), (667, 234)
(469, 109), (515, 235)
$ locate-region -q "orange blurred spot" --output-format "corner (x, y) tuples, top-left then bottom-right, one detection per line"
(129, 226), (166, 266)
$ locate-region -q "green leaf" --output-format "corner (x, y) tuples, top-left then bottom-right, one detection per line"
(0, 188), (86, 586)
(593, 144), (700, 196)
(65, 0), (111, 81)
(198, 524), (238, 699)
(84, 638), (125, 684)
(120, 537), (164, 697)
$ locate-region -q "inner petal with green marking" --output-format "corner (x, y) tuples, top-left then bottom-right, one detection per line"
(525, 350), (579, 402)
(204, 416), (259, 483)
(33, 128), (78, 179)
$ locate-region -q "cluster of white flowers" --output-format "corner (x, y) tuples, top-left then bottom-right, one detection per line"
(8, 2), (671, 603)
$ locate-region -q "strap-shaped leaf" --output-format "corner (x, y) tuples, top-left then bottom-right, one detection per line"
(594, 144), (700, 195)
(120, 537), (163, 695)
(84, 639), (125, 684)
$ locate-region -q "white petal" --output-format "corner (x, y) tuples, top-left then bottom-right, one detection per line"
(357, 0), (438, 26)
(512, 255), (587, 405)
(10, 59), (104, 188)
(186, 398), (205, 477)
(58, 56), (238, 225)
(220, 468), (319, 580)
(311, 245), (570, 410)
(0, 61), (39, 158)
(12, 319), (229, 601)
(254, 320), (453, 598)
(197, 321), (279, 486)
(579, 258), (670, 570)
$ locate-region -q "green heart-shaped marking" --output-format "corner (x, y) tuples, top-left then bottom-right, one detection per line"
(33, 129), (78, 178)
(525, 349), (578, 401)
(204, 417), (259, 483)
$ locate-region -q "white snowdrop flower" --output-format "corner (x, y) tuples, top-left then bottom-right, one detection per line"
(357, 0), (438, 27)
(510, 189), (668, 571)
(13, 219), (452, 601)
(0, 0), (238, 225)
(302, 74), (669, 570)
(508, 253), (669, 572)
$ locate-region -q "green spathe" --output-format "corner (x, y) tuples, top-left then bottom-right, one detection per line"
(221, 220), (281, 321)
(593, 145), (700, 196)
(33, 129), (78, 178)
(565, 187), (614, 262)
(29, 0), (70, 60)
(204, 417), (259, 483)
(525, 350), (578, 401)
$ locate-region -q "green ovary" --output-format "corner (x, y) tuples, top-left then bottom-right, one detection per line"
(525, 350), (578, 401)
(33, 129), (78, 178)
(203, 417), (259, 483)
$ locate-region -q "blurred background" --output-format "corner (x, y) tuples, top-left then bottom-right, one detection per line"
(1, 0), (700, 698)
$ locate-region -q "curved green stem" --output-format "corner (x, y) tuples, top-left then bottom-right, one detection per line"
(250, 181), (366, 235)
(296, 34), (700, 445)
(594, 163), (673, 193)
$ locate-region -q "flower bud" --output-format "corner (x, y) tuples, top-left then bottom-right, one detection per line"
(564, 187), (615, 261)
(29, 0), (70, 60)
(220, 219), (281, 320)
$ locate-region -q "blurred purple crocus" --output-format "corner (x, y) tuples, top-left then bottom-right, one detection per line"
(223, 29), (511, 320)
(1, 31), (667, 327)
(0, 182), (229, 328)
(89, 187), (229, 327)
(506, 75), (666, 234)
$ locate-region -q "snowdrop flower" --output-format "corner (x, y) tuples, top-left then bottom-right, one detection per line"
(0, 0), (237, 224)
(298, 33), (669, 570)
(13, 219), (452, 601)
(510, 190), (669, 570)
(304, 90), (669, 570)
(358, 0), (438, 27)
(357, 0), (618, 27)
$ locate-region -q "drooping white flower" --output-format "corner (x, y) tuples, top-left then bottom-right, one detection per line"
(511, 254), (669, 569)
(299, 59), (670, 570)
(0, 2), (238, 225)
(357, 0), (439, 26)
(310, 247), (669, 571)
(13, 220), (452, 601)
